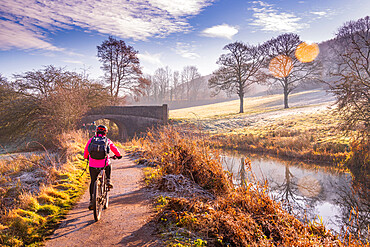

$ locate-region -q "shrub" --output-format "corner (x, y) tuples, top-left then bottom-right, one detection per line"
(136, 126), (366, 246)
(138, 126), (232, 196)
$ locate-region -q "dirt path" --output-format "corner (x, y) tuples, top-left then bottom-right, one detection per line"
(45, 152), (162, 247)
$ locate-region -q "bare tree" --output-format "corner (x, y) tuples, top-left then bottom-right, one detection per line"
(189, 76), (205, 101)
(181, 66), (201, 101)
(172, 70), (180, 101)
(141, 74), (154, 103)
(0, 74), (14, 103)
(154, 66), (172, 103)
(97, 36), (145, 104)
(261, 33), (322, 108)
(0, 66), (109, 144)
(209, 42), (265, 113)
(148, 74), (160, 103)
(329, 16), (370, 143)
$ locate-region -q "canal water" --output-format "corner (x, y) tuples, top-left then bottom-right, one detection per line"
(221, 151), (369, 239)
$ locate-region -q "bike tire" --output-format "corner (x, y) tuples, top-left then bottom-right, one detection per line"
(93, 179), (103, 221)
(104, 191), (109, 209)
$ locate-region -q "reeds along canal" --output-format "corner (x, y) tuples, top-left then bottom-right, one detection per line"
(220, 151), (369, 241)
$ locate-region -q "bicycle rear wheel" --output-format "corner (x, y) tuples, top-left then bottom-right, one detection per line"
(92, 178), (103, 221)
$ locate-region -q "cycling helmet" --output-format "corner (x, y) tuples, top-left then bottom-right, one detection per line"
(96, 125), (108, 135)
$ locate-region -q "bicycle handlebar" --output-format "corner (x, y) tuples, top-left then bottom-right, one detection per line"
(85, 155), (122, 161)
(110, 155), (122, 160)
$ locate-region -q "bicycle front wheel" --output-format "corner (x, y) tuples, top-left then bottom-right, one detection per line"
(92, 178), (103, 221)
(104, 191), (109, 209)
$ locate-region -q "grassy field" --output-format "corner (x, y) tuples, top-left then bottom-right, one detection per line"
(170, 89), (351, 163)
(170, 89), (334, 120)
(170, 93), (282, 120)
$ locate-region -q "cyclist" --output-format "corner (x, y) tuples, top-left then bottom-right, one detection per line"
(84, 125), (122, 210)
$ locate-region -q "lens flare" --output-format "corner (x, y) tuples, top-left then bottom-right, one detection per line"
(268, 55), (293, 78)
(298, 176), (321, 197)
(295, 42), (319, 63)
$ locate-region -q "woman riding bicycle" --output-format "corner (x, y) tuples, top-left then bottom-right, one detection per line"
(84, 125), (122, 210)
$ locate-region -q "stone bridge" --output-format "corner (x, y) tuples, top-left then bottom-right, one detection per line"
(81, 105), (168, 141)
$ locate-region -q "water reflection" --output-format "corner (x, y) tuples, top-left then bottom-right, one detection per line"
(221, 152), (369, 240)
(331, 173), (369, 241)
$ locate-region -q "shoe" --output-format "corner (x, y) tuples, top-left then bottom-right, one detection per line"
(107, 179), (113, 189)
(88, 201), (93, 210)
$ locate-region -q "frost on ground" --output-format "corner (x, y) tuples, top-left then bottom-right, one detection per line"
(155, 174), (214, 200)
(192, 90), (337, 133)
(202, 103), (335, 132)
(0, 153), (58, 214)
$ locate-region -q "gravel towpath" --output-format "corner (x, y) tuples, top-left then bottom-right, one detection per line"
(45, 152), (162, 247)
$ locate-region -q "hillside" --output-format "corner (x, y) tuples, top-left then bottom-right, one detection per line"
(170, 88), (349, 163)
(170, 88), (335, 121)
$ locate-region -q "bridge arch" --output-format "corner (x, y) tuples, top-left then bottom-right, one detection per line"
(81, 105), (168, 141)
(82, 116), (128, 140)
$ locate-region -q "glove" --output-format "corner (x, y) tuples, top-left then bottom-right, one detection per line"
(112, 155), (122, 160)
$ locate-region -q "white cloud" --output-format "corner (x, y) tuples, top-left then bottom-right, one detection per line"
(311, 11), (326, 16)
(250, 1), (309, 33)
(0, 0), (213, 51)
(201, 24), (238, 39)
(137, 52), (163, 66)
(137, 51), (164, 74)
(0, 20), (63, 51)
(251, 1), (272, 7)
(64, 51), (85, 57)
(149, 0), (213, 17)
(173, 42), (200, 59)
(63, 60), (84, 64)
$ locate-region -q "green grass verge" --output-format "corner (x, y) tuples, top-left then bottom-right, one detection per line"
(0, 155), (89, 246)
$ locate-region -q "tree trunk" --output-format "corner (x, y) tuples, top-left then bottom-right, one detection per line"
(284, 86), (289, 109)
(239, 93), (244, 113)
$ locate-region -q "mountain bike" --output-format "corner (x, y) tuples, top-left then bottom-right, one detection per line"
(92, 156), (117, 221)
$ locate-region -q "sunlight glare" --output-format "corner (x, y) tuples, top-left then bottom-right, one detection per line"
(268, 55), (293, 78)
(298, 176), (321, 197)
(295, 42), (320, 63)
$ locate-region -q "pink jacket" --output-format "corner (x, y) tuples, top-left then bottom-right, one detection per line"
(84, 135), (121, 168)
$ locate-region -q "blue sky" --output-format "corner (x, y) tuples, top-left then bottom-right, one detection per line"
(0, 0), (369, 80)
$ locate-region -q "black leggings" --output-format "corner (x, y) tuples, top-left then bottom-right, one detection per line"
(89, 165), (111, 201)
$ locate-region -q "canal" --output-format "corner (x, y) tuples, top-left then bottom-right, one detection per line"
(221, 151), (369, 240)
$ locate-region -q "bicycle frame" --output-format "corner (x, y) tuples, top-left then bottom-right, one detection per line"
(92, 159), (110, 221)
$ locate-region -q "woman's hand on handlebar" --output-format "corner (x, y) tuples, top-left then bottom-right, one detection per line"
(111, 155), (122, 160)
